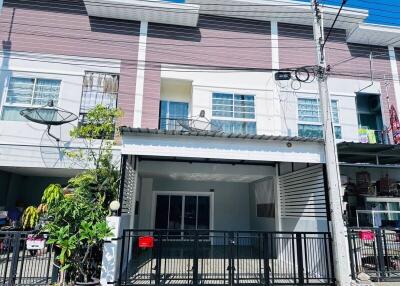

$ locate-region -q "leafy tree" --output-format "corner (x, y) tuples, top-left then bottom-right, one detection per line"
(40, 105), (122, 284)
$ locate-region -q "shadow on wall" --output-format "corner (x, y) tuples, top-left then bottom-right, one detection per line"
(148, 14), (270, 42)
(347, 43), (390, 60)
(89, 17), (141, 36)
(4, 0), (87, 15)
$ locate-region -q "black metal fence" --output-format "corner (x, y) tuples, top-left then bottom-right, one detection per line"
(118, 230), (335, 286)
(348, 227), (400, 282)
(0, 230), (56, 285)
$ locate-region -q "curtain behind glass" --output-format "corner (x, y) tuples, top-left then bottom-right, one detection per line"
(159, 101), (188, 130)
(6, 78), (34, 104)
(33, 79), (61, 106)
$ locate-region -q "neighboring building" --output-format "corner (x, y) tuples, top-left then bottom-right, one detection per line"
(0, 0), (400, 285)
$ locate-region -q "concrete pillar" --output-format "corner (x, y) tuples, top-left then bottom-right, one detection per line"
(100, 215), (130, 286)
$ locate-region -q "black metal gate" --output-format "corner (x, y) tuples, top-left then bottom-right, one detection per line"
(118, 230), (335, 285)
(0, 231), (56, 285)
(348, 227), (400, 282)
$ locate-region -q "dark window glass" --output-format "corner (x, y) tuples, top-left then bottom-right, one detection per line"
(184, 196), (197, 234)
(168, 196), (183, 236)
(155, 195), (169, 230)
(197, 196), (210, 234)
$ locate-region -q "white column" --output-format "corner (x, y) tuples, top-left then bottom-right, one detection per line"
(100, 214), (132, 285)
(271, 21), (282, 135)
(388, 46), (400, 114)
(133, 21), (148, 127)
(100, 216), (122, 286)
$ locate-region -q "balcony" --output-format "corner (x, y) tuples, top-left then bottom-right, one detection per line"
(159, 117), (217, 132)
(159, 117), (258, 135)
(358, 128), (390, 145)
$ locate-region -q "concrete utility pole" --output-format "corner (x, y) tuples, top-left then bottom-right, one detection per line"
(310, 1), (352, 285)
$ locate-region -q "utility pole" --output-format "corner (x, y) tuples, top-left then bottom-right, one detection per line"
(310, 1), (352, 285)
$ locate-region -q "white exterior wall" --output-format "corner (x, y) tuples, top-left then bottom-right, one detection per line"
(160, 79), (192, 103)
(160, 66), (376, 141)
(161, 67), (277, 136)
(0, 52), (121, 169)
(278, 77), (381, 141)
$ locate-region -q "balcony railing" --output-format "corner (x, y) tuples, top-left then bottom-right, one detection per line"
(159, 117), (222, 132)
(359, 129), (390, 145)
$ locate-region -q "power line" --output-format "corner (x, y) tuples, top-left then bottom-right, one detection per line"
(322, 0), (348, 50)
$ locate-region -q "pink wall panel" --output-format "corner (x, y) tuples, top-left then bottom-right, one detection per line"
(279, 23), (397, 141)
(1, 0), (140, 127)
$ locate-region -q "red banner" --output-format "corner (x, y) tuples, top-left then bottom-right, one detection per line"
(359, 230), (375, 241)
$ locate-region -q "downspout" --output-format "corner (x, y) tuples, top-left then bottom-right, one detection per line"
(358, 52), (374, 93)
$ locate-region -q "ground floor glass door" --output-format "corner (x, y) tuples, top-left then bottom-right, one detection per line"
(154, 194), (210, 233)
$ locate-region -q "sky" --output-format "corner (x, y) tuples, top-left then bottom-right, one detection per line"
(301, 0), (400, 27)
(167, 0), (400, 27)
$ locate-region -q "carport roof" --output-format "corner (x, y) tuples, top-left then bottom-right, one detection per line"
(337, 142), (400, 166)
(120, 127), (324, 143)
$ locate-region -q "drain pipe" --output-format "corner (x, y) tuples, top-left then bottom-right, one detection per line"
(358, 52), (374, 93)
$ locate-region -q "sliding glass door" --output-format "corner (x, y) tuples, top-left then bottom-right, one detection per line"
(154, 194), (211, 234)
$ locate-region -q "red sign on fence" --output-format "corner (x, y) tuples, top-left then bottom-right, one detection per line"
(138, 236), (154, 248)
(359, 230), (375, 241)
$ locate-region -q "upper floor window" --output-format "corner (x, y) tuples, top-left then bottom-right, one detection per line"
(1, 77), (61, 121)
(159, 100), (189, 130)
(297, 98), (341, 139)
(80, 72), (119, 123)
(211, 92), (256, 134)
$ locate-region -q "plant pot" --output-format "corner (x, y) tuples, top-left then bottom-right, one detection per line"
(75, 278), (100, 286)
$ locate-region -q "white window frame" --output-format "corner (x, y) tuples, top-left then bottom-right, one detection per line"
(211, 92), (256, 123)
(1, 73), (63, 121)
(151, 191), (215, 231)
(297, 97), (341, 138)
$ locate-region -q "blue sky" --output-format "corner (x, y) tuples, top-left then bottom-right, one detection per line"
(301, 0), (400, 27)
(167, 0), (400, 27)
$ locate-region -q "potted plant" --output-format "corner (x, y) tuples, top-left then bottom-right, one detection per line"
(38, 105), (121, 285)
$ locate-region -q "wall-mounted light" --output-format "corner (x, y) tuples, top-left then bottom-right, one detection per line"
(286, 142), (293, 148)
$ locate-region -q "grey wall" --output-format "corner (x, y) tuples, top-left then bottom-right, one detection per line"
(138, 177), (251, 231)
(2, 174), (69, 208)
(248, 182), (276, 232)
(280, 218), (328, 232)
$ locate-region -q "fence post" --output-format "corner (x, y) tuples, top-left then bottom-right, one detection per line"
(296, 233), (304, 285)
(193, 231), (199, 286)
(382, 229), (390, 277)
(9, 233), (21, 286)
(228, 232), (235, 286)
(117, 230), (126, 286)
(375, 229), (386, 279)
(263, 233), (270, 286)
(155, 232), (162, 286)
(347, 229), (356, 280)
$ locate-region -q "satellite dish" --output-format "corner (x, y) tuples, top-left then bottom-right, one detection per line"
(20, 100), (78, 142)
(175, 110), (222, 132)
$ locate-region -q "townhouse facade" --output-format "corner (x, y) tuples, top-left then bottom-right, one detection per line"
(0, 0), (400, 285)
